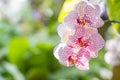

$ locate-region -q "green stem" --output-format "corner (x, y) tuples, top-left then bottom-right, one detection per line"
(110, 20), (120, 24)
(105, 20), (120, 24)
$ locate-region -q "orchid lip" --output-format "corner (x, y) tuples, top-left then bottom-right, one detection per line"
(77, 37), (89, 47)
(76, 17), (92, 26)
(77, 18), (86, 25)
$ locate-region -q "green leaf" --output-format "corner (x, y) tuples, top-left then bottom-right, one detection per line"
(27, 68), (48, 80)
(8, 37), (29, 68)
(106, 0), (120, 33)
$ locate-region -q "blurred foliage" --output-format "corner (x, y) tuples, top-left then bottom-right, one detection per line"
(0, 0), (117, 80)
(106, 0), (120, 33)
(8, 38), (29, 70)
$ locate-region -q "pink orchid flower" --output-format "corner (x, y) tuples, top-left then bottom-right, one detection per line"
(54, 43), (90, 70)
(64, 0), (104, 28)
(53, 0), (105, 70)
(57, 23), (74, 43)
(57, 23), (85, 43)
(54, 26), (104, 70)
(67, 26), (104, 58)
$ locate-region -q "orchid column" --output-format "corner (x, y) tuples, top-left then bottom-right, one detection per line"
(54, 0), (105, 70)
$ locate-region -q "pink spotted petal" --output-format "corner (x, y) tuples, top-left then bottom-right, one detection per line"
(84, 4), (103, 28)
(53, 43), (66, 60)
(75, 0), (87, 17)
(64, 11), (79, 29)
(90, 51), (98, 58)
(75, 48), (90, 70)
(54, 43), (73, 66)
(84, 27), (98, 39)
(84, 4), (100, 17)
(67, 26), (85, 46)
(95, 17), (104, 27)
(88, 33), (104, 52)
(77, 48), (90, 59)
(57, 24), (70, 38)
(75, 57), (89, 70)
(74, 26), (85, 38)
(90, 17), (104, 28)
(57, 24), (74, 43)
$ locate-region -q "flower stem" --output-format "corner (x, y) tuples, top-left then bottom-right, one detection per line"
(105, 20), (120, 24)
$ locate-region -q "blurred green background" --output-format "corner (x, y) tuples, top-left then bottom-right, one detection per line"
(0, 0), (120, 80)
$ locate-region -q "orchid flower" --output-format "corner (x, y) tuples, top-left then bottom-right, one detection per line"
(64, 0), (104, 29)
(67, 26), (104, 58)
(104, 36), (120, 66)
(54, 0), (105, 70)
(54, 43), (90, 70)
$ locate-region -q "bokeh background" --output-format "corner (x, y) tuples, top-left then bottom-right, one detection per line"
(0, 0), (120, 80)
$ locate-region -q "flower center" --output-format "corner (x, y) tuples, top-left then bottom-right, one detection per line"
(77, 18), (86, 25)
(77, 15), (92, 26)
(68, 56), (76, 64)
(78, 38), (88, 47)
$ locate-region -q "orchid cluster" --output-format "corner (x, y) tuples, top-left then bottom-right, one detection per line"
(104, 36), (120, 66)
(54, 0), (104, 70)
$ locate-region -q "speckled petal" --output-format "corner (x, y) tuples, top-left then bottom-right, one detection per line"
(67, 26), (85, 46)
(84, 27), (98, 39)
(57, 24), (70, 38)
(74, 26), (85, 38)
(96, 17), (104, 27)
(84, 4), (100, 17)
(53, 43), (66, 60)
(75, 57), (89, 70)
(54, 43), (74, 66)
(75, 0), (87, 17)
(64, 11), (79, 28)
(88, 33), (104, 51)
(75, 48), (90, 70)
(90, 17), (104, 28)
(90, 51), (98, 58)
